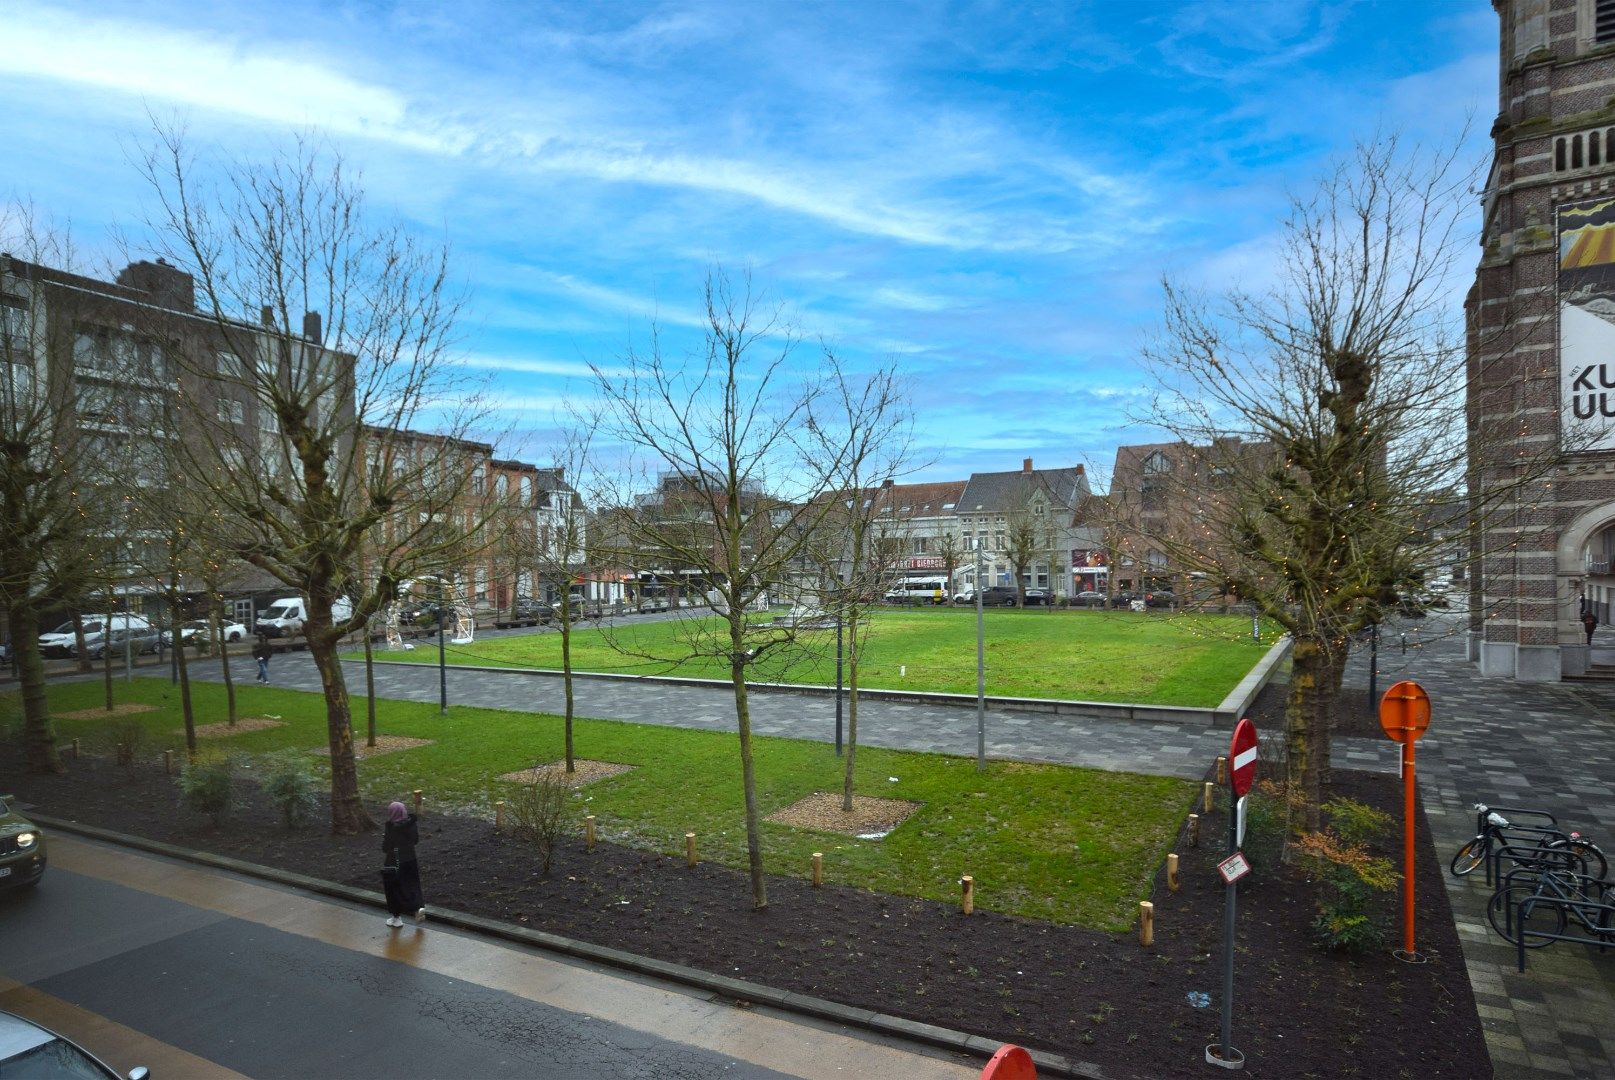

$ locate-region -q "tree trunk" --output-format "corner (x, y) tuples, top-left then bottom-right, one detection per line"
(561, 602), (575, 772)
(305, 627), (373, 833)
(729, 633), (768, 910)
(363, 629), (377, 748)
(1317, 641), (1348, 788)
(1285, 632), (1331, 830)
(11, 605), (63, 774)
(214, 603), (237, 726)
(841, 628), (859, 812)
(174, 601), (196, 758)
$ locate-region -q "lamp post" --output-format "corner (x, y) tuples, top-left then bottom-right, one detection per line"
(975, 545), (986, 772)
(437, 580), (448, 716)
(834, 609), (844, 756)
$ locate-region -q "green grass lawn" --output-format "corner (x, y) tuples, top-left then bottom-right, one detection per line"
(359, 607), (1272, 707)
(26, 677), (1195, 930)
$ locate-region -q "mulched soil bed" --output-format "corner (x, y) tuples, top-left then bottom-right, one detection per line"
(5, 743), (1487, 1079)
(1245, 680), (1380, 739)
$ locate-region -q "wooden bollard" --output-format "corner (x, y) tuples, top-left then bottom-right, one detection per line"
(1188, 813), (1200, 847)
(413, 789), (423, 815)
(70, 738), (80, 759)
(1215, 755), (1227, 785)
(961, 875), (975, 915)
(685, 832), (697, 867)
(1139, 900), (1154, 946)
(812, 852), (823, 887)
(1202, 781), (1214, 814)
(494, 800), (505, 830)
(1167, 853), (1180, 892)
(163, 749), (173, 775)
(585, 815), (597, 849)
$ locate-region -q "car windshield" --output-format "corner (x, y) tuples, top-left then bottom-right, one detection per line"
(263, 605), (292, 619)
(47, 623), (76, 635)
(0, 1038), (114, 1079)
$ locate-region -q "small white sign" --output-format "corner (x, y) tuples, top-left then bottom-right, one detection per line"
(1216, 850), (1251, 886)
(1236, 795), (1248, 846)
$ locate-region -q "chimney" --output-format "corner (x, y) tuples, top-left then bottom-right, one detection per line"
(882, 478), (894, 488)
(115, 259), (195, 311)
(1074, 464), (1084, 474)
(1022, 457), (1033, 473)
(303, 311), (323, 344)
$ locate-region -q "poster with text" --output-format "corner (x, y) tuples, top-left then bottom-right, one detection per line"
(1558, 198), (1615, 451)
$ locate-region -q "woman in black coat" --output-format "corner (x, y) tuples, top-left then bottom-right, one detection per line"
(382, 800), (426, 927)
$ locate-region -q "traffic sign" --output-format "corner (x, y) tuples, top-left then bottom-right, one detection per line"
(1216, 851), (1251, 886)
(1228, 718), (1259, 796)
(1378, 681), (1430, 743)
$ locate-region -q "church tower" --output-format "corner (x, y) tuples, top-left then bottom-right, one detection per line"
(1467, 0), (1615, 681)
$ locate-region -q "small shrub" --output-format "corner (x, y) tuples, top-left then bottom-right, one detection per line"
(506, 769), (573, 875)
(177, 753), (238, 826)
(109, 717), (146, 767)
(1321, 797), (1393, 848)
(261, 753), (318, 829)
(1297, 829), (1398, 953)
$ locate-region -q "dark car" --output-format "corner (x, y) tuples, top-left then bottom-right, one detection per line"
(1110, 591), (1140, 609)
(976, 586), (1021, 607)
(0, 796), (45, 890)
(493, 598), (552, 629)
(1144, 590), (1177, 609)
(1072, 590), (1108, 608)
(0, 1009), (147, 1079)
(1022, 588), (1051, 606)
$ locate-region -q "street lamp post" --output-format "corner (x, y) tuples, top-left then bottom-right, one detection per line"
(437, 583), (448, 716)
(975, 546), (986, 772)
(834, 610), (844, 755)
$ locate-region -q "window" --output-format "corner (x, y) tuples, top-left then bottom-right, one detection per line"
(216, 398), (244, 424)
(260, 406), (279, 434)
(472, 465), (485, 495)
(913, 537), (928, 554)
(217, 351), (245, 379)
(0, 300), (27, 350)
(496, 473), (509, 498)
(520, 475), (532, 502)
(1143, 450), (1170, 475)
(1599, 0), (1615, 44)
(2, 362), (35, 405)
(475, 569), (489, 602)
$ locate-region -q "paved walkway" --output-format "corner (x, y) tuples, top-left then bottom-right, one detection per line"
(187, 649), (1398, 781)
(1340, 614), (1615, 1079)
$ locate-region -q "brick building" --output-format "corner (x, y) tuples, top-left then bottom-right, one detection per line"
(1467, 0), (1615, 680)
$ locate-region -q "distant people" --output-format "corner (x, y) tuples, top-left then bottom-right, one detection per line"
(1583, 609), (1599, 646)
(252, 635), (274, 684)
(381, 800), (426, 928)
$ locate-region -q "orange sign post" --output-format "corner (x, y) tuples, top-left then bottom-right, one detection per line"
(1378, 680), (1431, 963)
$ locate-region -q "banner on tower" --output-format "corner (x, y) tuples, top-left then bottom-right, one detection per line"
(1557, 197), (1615, 451)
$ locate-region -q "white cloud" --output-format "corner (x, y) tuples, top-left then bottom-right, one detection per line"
(451, 353), (628, 379)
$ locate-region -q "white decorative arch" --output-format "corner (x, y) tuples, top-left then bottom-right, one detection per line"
(1556, 498), (1615, 570)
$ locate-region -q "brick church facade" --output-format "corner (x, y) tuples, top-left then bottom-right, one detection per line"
(1468, 0), (1615, 680)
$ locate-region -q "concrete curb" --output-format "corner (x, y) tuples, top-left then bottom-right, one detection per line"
(35, 814), (1102, 1079)
(1212, 633), (1293, 727)
(354, 656), (1236, 727)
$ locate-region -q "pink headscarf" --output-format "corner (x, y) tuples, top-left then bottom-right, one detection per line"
(387, 801), (408, 823)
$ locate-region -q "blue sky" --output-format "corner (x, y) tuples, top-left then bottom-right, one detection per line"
(1, 0), (1495, 489)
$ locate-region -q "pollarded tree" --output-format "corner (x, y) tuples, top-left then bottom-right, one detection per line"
(137, 130), (498, 833)
(594, 270), (867, 909)
(1134, 136), (1580, 825)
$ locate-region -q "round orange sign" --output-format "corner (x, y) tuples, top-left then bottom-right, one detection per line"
(1378, 680), (1431, 743)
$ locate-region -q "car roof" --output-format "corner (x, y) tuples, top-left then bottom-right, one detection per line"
(0, 1011), (57, 1059)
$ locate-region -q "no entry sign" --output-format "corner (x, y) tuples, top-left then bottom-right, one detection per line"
(1228, 718), (1259, 797)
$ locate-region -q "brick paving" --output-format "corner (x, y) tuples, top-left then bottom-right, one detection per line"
(174, 611), (1613, 1077)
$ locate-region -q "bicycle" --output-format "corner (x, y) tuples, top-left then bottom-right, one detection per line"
(1485, 846), (1615, 964)
(1449, 803), (1607, 884)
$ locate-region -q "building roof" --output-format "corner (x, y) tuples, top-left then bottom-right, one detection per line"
(956, 461), (1090, 514)
(871, 479), (967, 516)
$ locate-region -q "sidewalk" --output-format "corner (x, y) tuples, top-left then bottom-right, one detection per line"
(1340, 614), (1615, 1079)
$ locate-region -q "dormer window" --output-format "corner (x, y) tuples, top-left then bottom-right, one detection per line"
(1143, 450), (1170, 475)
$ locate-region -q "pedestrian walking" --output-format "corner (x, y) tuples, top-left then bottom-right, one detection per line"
(1583, 608), (1599, 646)
(381, 800), (426, 928)
(252, 636), (274, 684)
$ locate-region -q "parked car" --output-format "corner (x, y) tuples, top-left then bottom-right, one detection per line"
(161, 619), (248, 647)
(951, 588), (975, 605)
(1144, 590), (1177, 609)
(38, 616), (157, 660)
(493, 598), (552, 629)
(636, 594), (670, 613)
(1109, 591), (1140, 609)
(1022, 588), (1051, 606)
(0, 1008), (147, 1079)
(256, 595), (353, 637)
(0, 795), (45, 889)
(1072, 590), (1108, 608)
(976, 586), (1020, 607)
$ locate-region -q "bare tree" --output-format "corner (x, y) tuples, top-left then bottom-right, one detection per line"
(0, 208), (140, 773)
(594, 270), (863, 909)
(1133, 136), (1577, 825)
(805, 362), (914, 813)
(530, 434), (592, 773)
(137, 129), (496, 833)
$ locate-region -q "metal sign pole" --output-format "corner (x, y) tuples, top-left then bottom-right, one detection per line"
(1219, 801), (1239, 1066)
(975, 546), (986, 772)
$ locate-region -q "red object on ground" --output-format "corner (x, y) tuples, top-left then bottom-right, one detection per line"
(1228, 717), (1259, 797)
(980, 1044), (1036, 1079)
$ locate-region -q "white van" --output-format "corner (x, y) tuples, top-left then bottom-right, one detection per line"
(883, 576), (950, 605)
(255, 596), (354, 638)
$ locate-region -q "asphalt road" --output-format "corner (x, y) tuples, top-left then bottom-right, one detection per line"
(0, 837), (975, 1080)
